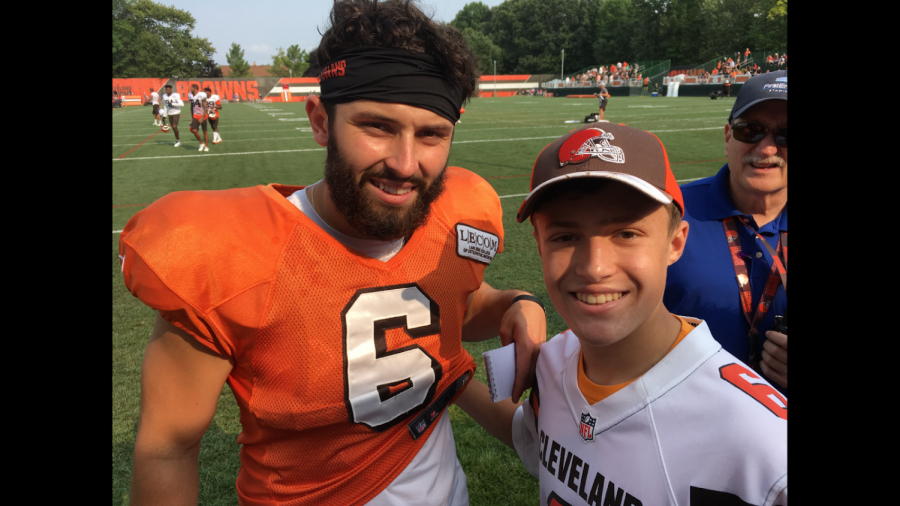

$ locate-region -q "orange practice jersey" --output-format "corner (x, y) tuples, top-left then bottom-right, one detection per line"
(119, 167), (503, 505)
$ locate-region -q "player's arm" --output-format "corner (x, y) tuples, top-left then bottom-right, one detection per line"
(130, 314), (233, 506)
(455, 379), (519, 448)
(462, 281), (547, 401)
(201, 98), (208, 119)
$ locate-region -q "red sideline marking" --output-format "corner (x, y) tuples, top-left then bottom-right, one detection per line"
(113, 203), (151, 209)
(118, 131), (162, 159)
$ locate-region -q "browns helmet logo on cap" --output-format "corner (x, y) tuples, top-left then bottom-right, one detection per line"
(558, 128), (625, 167)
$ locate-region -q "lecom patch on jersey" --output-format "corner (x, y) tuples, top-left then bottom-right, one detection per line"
(456, 223), (499, 265)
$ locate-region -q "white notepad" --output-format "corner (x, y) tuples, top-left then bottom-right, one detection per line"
(482, 343), (517, 402)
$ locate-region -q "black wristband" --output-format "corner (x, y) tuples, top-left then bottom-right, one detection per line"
(511, 294), (545, 312)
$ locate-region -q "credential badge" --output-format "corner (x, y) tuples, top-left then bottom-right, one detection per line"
(580, 412), (597, 442)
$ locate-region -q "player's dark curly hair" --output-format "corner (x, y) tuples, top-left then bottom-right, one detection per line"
(312, 0), (479, 102)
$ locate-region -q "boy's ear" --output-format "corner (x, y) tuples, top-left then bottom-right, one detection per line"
(667, 219), (689, 265)
(306, 95), (329, 147)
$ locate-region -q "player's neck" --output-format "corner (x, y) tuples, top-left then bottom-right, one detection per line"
(311, 182), (373, 241)
(580, 303), (681, 386)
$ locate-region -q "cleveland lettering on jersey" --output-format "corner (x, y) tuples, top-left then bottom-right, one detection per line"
(455, 223), (499, 264)
(539, 430), (642, 506)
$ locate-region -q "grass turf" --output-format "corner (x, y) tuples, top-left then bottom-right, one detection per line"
(112, 95), (731, 505)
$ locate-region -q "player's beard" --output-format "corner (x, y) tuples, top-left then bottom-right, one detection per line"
(324, 134), (448, 242)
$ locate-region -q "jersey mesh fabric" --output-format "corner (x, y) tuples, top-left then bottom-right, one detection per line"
(119, 168), (502, 505)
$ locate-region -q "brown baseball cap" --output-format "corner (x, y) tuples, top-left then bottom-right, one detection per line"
(516, 123), (685, 222)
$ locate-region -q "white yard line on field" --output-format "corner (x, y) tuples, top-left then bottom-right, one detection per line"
(113, 126), (723, 160)
(113, 147), (326, 162)
(112, 135), (313, 147)
(113, 177), (707, 233)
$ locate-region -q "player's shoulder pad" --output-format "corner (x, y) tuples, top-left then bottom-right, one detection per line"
(119, 185), (297, 312)
(437, 167), (505, 261)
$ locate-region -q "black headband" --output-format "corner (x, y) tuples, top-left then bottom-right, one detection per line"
(318, 47), (463, 123)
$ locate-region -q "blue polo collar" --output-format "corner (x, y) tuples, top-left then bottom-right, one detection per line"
(705, 164), (787, 233)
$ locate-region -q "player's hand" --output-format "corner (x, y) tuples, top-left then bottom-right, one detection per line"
(497, 299), (547, 403)
(761, 330), (787, 389)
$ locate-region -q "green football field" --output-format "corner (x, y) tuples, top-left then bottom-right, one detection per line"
(112, 95), (731, 505)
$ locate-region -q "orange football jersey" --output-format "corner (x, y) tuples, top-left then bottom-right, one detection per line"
(119, 167), (503, 505)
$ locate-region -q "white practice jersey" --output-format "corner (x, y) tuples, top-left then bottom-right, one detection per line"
(207, 94), (221, 119)
(162, 93), (183, 116)
(190, 92), (207, 117)
(150, 91), (159, 105)
(512, 319), (788, 506)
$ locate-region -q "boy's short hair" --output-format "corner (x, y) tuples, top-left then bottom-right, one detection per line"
(533, 178), (683, 235)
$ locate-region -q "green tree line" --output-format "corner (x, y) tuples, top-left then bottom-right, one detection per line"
(112, 0), (222, 78)
(452, 0), (787, 75)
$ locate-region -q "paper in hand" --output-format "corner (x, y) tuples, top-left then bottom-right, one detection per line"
(482, 342), (517, 402)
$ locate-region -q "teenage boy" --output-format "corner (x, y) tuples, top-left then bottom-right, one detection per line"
(458, 124), (788, 506)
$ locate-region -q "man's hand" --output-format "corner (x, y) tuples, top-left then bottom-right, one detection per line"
(462, 283), (548, 402)
(761, 330), (787, 389)
(499, 298), (547, 402)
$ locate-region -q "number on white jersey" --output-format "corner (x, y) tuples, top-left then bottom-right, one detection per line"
(719, 363), (787, 420)
(342, 284), (443, 431)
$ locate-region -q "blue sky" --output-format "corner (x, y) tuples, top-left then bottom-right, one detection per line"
(171, 0), (506, 66)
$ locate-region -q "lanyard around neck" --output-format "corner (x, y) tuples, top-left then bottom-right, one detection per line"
(723, 216), (787, 365)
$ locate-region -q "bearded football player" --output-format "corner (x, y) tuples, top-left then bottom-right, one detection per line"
(120, 1), (547, 505)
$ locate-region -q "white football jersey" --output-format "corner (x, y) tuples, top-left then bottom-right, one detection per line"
(151, 91), (159, 105)
(191, 92), (207, 117)
(207, 94), (220, 118)
(512, 319), (788, 506)
(162, 93), (183, 116)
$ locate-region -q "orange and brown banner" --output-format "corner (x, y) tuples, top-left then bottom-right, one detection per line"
(115, 74), (544, 104)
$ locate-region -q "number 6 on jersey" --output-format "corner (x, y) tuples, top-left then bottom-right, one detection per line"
(342, 284), (443, 431)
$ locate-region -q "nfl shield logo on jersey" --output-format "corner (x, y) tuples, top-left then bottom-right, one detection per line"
(579, 412), (597, 442)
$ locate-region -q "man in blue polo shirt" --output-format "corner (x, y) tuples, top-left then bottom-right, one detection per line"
(664, 71), (787, 392)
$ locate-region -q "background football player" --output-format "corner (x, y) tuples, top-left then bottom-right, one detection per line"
(204, 86), (223, 144)
(149, 87), (161, 126)
(161, 84), (184, 147)
(188, 84), (209, 152)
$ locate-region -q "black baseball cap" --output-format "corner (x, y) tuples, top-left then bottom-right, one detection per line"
(729, 70), (787, 123)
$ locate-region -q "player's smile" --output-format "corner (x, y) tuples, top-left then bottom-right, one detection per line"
(369, 177), (417, 205)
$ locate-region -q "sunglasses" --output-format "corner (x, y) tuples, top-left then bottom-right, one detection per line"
(730, 122), (787, 148)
